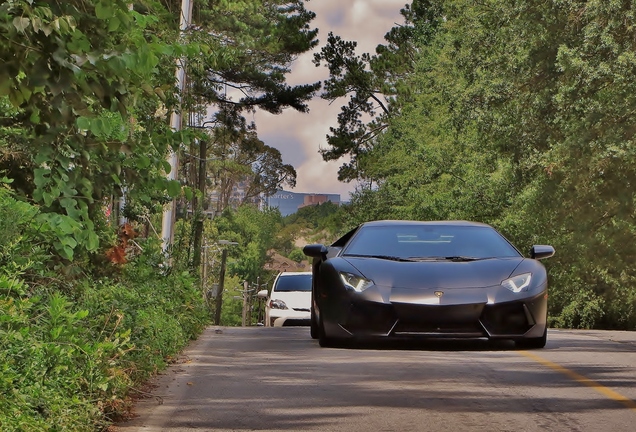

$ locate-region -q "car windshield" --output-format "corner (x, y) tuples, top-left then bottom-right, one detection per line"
(343, 225), (521, 260)
(273, 274), (312, 292)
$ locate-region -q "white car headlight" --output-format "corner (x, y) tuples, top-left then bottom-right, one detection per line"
(340, 272), (374, 292)
(501, 273), (532, 293)
(269, 299), (288, 310)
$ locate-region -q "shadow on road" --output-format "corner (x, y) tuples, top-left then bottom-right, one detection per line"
(325, 337), (518, 351)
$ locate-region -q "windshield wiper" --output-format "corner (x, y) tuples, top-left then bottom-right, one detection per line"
(407, 256), (485, 262)
(346, 255), (492, 262)
(345, 254), (416, 262)
(445, 256), (481, 262)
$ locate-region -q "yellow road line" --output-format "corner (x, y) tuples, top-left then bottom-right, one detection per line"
(519, 350), (636, 412)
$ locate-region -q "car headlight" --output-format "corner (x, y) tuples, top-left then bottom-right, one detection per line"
(269, 299), (288, 309)
(501, 273), (532, 293)
(340, 272), (374, 292)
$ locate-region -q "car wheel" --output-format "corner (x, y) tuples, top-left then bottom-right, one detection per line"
(516, 328), (547, 349)
(310, 304), (318, 339)
(317, 315), (335, 348)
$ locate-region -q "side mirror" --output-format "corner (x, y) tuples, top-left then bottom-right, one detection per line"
(303, 244), (329, 259)
(257, 289), (268, 299)
(530, 245), (555, 260)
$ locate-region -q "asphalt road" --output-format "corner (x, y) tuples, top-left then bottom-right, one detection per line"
(115, 327), (636, 432)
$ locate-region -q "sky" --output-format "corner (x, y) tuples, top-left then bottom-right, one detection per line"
(253, 0), (408, 201)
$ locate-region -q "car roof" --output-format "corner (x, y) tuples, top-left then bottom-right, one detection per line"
(276, 271), (312, 277)
(359, 220), (492, 228)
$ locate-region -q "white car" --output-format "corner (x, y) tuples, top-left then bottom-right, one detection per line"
(259, 272), (312, 327)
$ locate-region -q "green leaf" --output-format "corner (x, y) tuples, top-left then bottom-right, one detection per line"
(79, 178), (93, 196)
(162, 160), (172, 173)
(108, 17), (121, 32)
(97, 117), (112, 136)
(77, 116), (91, 130)
(167, 180), (181, 197)
(8, 89), (24, 107)
(29, 109), (40, 123)
(34, 168), (50, 187)
(184, 187), (194, 201)
(86, 232), (99, 251)
(42, 192), (55, 206)
(20, 87), (32, 101)
(0, 75), (11, 96)
(59, 245), (74, 260)
(57, 218), (77, 235)
(95, 2), (115, 20)
(60, 197), (77, 210)
(138, 155), (151, 169)
(89, 118), (103, 135)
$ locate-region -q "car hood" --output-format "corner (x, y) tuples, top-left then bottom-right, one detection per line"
(269, 291), (311, 310)
(343, 256), (523, 289)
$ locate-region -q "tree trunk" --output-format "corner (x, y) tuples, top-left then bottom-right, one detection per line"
(192, 139), (207, 269)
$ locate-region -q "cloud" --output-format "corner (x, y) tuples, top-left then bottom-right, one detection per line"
(254, 0), (406, 200)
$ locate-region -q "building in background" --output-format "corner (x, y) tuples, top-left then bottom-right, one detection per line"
(265, 190), (340, 216)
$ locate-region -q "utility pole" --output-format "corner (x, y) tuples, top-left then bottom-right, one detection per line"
(214, 248), (228, 325)
(161, 0), (192, 252)
(247, 276), (259, 326)
(241, 280), (248, 327)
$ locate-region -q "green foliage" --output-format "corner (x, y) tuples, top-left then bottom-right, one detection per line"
(0, 0), (327, 429)
(218, 275), (245, 327)
(189, 0), (320, 114)
(204, 107), (298, 214)
(313, 0), (442, 181)
(0, 236), (209, 431)
(0, 291), (109, 430)
(288, 248), (305, 263)
(213, 205), (281, 282)
(2, 185), (208, 429)
(200, 205), (289, 326)
(171, 1), (323, 275)
(0, 0), (179, 261)
(283, 201), (340, 229)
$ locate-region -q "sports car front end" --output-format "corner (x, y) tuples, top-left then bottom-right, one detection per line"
(317, 258), (547, 340)
(305, 220), (555, 348)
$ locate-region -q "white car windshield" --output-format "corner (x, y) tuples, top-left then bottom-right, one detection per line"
(274, 274), (312, 292)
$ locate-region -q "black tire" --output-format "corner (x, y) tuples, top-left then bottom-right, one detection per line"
(516, 328), (547, 349)
(317, 315), (334, 348)
(310, 303), (318, 339)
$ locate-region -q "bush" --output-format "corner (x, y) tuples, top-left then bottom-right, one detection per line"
(288, 248), (305, 263)
(0, 215), (210, 430)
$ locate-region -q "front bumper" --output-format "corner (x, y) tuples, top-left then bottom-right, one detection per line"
(269, 310), (311, 327)
(320, 286), (548, 340)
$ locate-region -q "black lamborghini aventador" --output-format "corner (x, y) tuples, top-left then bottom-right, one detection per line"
(303, 220), (555, 348)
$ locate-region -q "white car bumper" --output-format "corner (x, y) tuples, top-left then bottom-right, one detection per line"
(269, 309), (311, 327)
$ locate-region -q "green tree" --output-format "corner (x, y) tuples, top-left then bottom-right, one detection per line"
(342, 0), (636, 330)
(173, 0), (321, 270)
(213, 205), (281, 284)
(186, 0), (321, 115)
(184, 106), (297, 268)
(312, 0), (442, 182)
(205, 107), (297, 214)
(0, 0), (181, 260)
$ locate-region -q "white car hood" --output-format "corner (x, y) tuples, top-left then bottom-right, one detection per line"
(269, 291), (311, 310)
